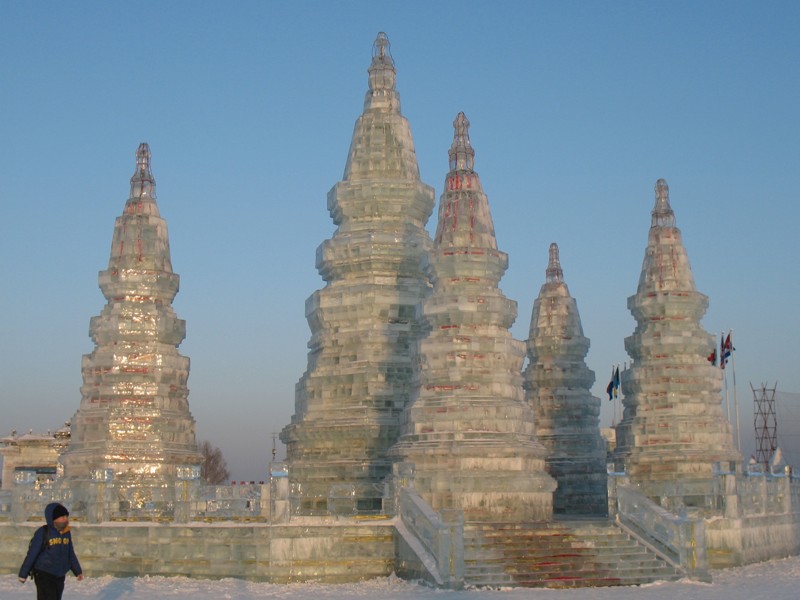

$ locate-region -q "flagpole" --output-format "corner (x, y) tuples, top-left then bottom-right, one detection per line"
(731, 330), (741, 451)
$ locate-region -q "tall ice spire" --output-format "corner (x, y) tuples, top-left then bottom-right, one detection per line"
(435, 113), (497, 252)
(281, 34), (435, 515)
(390, 113), (555, 522)
(614, 179), (740, 509)
(524, 243), (607, 515)
(60, 144), (202, 497)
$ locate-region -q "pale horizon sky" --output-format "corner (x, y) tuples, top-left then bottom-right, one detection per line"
(2, 1), (798, 479)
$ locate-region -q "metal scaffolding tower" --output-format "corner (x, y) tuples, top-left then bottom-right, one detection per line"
(753, 382), (778, 467)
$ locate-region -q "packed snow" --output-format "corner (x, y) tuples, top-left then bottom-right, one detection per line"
(2, 556), (798, 600)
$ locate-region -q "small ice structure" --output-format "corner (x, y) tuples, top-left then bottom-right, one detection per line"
(524, 243), (607, 515)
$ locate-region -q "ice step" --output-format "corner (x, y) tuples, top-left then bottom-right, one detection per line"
(462, 519), (684, 588)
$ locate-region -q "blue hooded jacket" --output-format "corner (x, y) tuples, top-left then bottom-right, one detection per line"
(18, 502), (82, 579)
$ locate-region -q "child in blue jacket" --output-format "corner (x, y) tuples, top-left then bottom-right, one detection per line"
(18, 502), (83, 600)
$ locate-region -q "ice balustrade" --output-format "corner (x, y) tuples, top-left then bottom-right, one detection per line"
(2, 469), (273, 523)
(10, 469), (786, 527)
(731, 470), (798, 516)
(8, 478), (72, 524)
(326, 482), (388, 516)
(395, 486), (463, 588)
(199, 484), (268, 519)
(613, 475), (709, 581)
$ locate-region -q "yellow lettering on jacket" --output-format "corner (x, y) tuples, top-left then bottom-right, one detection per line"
(48, 537), (70, 546)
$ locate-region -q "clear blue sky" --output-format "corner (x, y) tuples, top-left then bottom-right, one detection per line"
(2, 1), (798, 479)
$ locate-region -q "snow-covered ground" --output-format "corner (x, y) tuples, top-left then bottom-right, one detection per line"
(2, 556), (798, 600)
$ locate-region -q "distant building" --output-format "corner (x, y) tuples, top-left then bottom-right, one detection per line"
(600, 427), (617, 461)
(0, 423), (70, 489)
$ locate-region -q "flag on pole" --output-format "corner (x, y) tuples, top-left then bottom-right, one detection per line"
(721, 332), (734, 369)
(707, 348), (717, 366)
(720, 334), (726, 369)
(606, 367), (620, 400)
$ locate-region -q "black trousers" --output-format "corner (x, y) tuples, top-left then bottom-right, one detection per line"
(33, 570), (66, 600)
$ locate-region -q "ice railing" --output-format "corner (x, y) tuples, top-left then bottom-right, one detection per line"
(0, 468), (272, 523)
(396, 486), (464, 589)
(614, 479), (709, 580)
(734, 464), (800, 516)
(2, 472), (76, 523)
(197, 482), (268, 519)
(383, 461), (463, 588)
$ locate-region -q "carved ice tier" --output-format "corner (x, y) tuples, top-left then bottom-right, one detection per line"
(60, 144), (202, 484)
(524, 243), (607, 515)
(390, 113), (555, 522)
(280, 33), (435, 515)
(614, 179), (740, 506)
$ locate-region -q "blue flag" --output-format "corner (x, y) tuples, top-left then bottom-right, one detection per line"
(721, 333), (734, 369)
(607, 367), (620, 400)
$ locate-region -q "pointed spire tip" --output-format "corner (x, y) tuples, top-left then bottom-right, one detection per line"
(651, 178), (675, 227)
(449, 111), (475, 172)
(546, 242), (563, 283)
(368, 32), (396, 93)
(130, 142), (155, 198)
(373, 32), (390, 58)
(135, 143), (151, 171)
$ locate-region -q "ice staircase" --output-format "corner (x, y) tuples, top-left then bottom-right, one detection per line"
(463, 518), (685, 588)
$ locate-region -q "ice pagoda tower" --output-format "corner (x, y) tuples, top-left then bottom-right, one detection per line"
(280, 33), (436, 515)
(390, 113), (555, 522)
(524, 243), (607, 515)
(613, 179), (740, 507)
(60, 143), (202, 488)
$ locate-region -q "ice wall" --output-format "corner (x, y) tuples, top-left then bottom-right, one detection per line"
(60, 144), (202, 489)
(613, 179), (740, 507)
(390, 113), (555, 522)
(0, 520), (397, 582)
(280, 33), (436, 515)
(524, 243), (607, 515)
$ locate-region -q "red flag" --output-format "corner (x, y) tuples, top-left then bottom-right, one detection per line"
(707, 348), (717, 366)
(721, 333), (734, 369)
